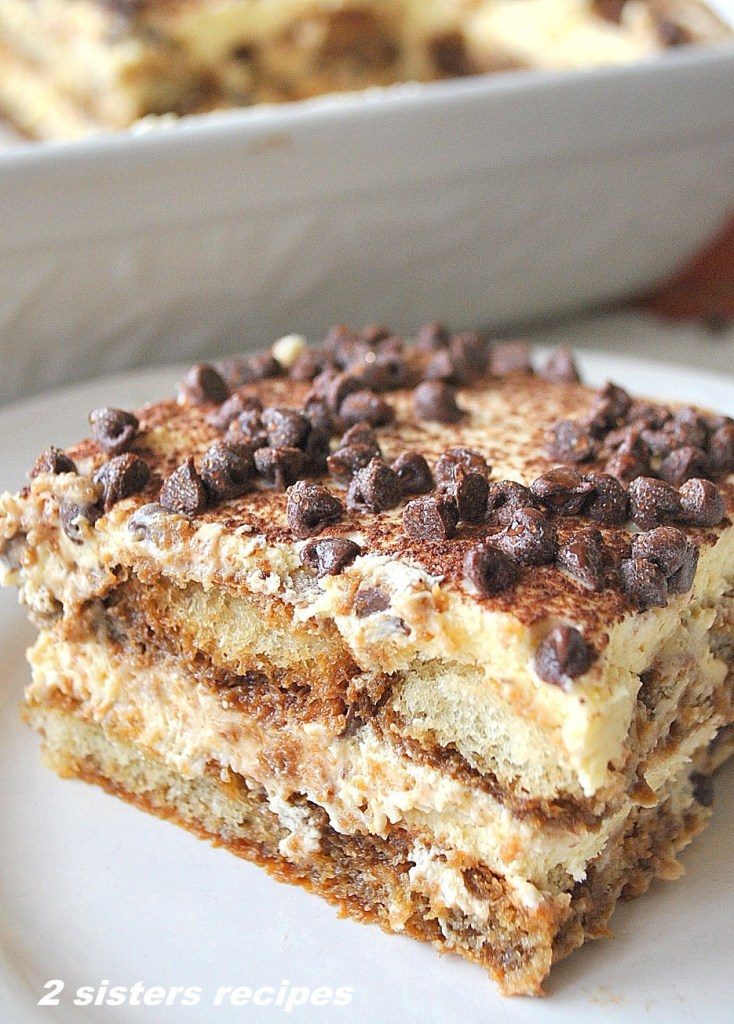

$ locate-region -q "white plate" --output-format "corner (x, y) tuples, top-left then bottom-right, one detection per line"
(1, 353), (733, 1024)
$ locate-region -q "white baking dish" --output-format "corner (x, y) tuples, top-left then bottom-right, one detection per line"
(1, 40), (734, 405)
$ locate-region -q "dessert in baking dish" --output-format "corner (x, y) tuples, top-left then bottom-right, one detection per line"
(2, 325), (733, 993)
(0, 0), (730, 139)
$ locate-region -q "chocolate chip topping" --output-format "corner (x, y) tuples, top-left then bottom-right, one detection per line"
(416, 321), (449, 350)
(288, 348), (333, 383)
(347, 458), (401, 513)
(585, 381), (632, 435)
(604, 449), (650, 485)
(530, 468), (592, 516)
(495, 507), (558, 566)
(339, 389), (395, 428)
(353, 586), (390, 618)
(88, 407), (139, 456)
(658, 446), (709, 487)
(540, 345), (580, 384)
(303, 396), (337, 435)
(628, 476), (682, 530)
(242, 353), (283, 382)
(678, 478), (726, 526)
(59, 498), (101, 543)
(30, 447), (77, 478)
(199, 442), (254, 502)
(620, 557), (668, 610)
(254, 445), (306, 490)
(462, 542), (518, 597)
(581, 473), (629, 525)
(545, 419), (596, 464)
(327, 442), (381, 484)
(316, 370), (363, 413)
(301, 537), (361, 577)
(286, 481), (343, 539)
(534, 625), (595, 688)
(557, 527), (606, 591)
(391, 452), (434, 495)
(403, 494), (458, 540)
(225, 407), (267, 447)
(631, 526), (688, 577)
(206, 391), (262, 431)
(485, 481), (539, 525)
(708, 422), (734, 476)
(413, 380), (464, 424)
(441, 471), (489, 524)
(435, 447), (490, 484)
(490, 341), (532, 376)
(261, 407), (310, 449)
(159, 457), (208, 516)
(178, 363), (229, 406)
(94, 453), (151, 511)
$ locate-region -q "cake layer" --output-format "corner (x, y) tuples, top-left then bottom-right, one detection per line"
(26, 699), (714, 995)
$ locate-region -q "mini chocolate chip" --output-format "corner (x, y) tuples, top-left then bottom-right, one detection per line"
(557, 527), (606, 590)
(301, 537), (361, 577)
(286, 481), (343, 539)
(413, 381), (464, 424)
(347, 458), (401, 513)
(604, 449), (649, 484)
(628, 476), (682, 530)
(303, 427), (331, 474)
(441, 471), (489, 524)
(289, 348), (334, 383)
(212, 358), (249, 390)
(485, 481), (539, 525)
(89, 407), (139, 456)
(354, 355), (410, 392)
(690, 771), (714, 807)
(668, 542), (699, 594)
(581, 473), (629, 525)
(327, 443), (380, 484)
(360, 324), (391, 346)
(403, 494), (458, 540)
(353, 586), (390, 618)
(339, 422), (379, 450)
(530, 467), (593, 516)
(200, 442), (254, 502)
(626, 401), (671, 430)
(463, 542), (518, 597)
(316, 370), (363, 413)
(244, 353), (282, 381)
(391, 452), (434, 496)
(534, 625), (595, 688)
(94, 453), (151, 511)
(540, 345), (580, 384)
(490, 341), (532, 375)
(339, 389), (394, 428)
(30, 447), (77, 478)
(59, 498), (101, 543)
(659, 446), (710, 487)
(677, 478), (726, 526)
(261, 407), (310, 449)
(159, 457), (208, 515)
(708, 422), (734, 476)
(631, 526), (690, 578)
(620, 557), (668, 610)
(303, 396), (337, 435)
(435, 447), (490, 484)
(127, 502), (172, 541)
(586, 381), (632, 435)
(545, 419), (596, 463)
(424, 349), (459, 384)
(416, 321), (450, 350)
(254, 445), (306, 490)
(671, 408), (709, 449)
(448, 332), (489, 380)
(206, 391), (262, 431)
(495, 507), (558, 566)
(178, 363), (229, 406)
(225, 409), (268, 449)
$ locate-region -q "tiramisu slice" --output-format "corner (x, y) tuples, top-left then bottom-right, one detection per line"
(0, 0), (729, 139)
(2, 326), (733, 994)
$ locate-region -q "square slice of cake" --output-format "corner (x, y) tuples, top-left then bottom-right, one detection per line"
(2, 326), (733, 994)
